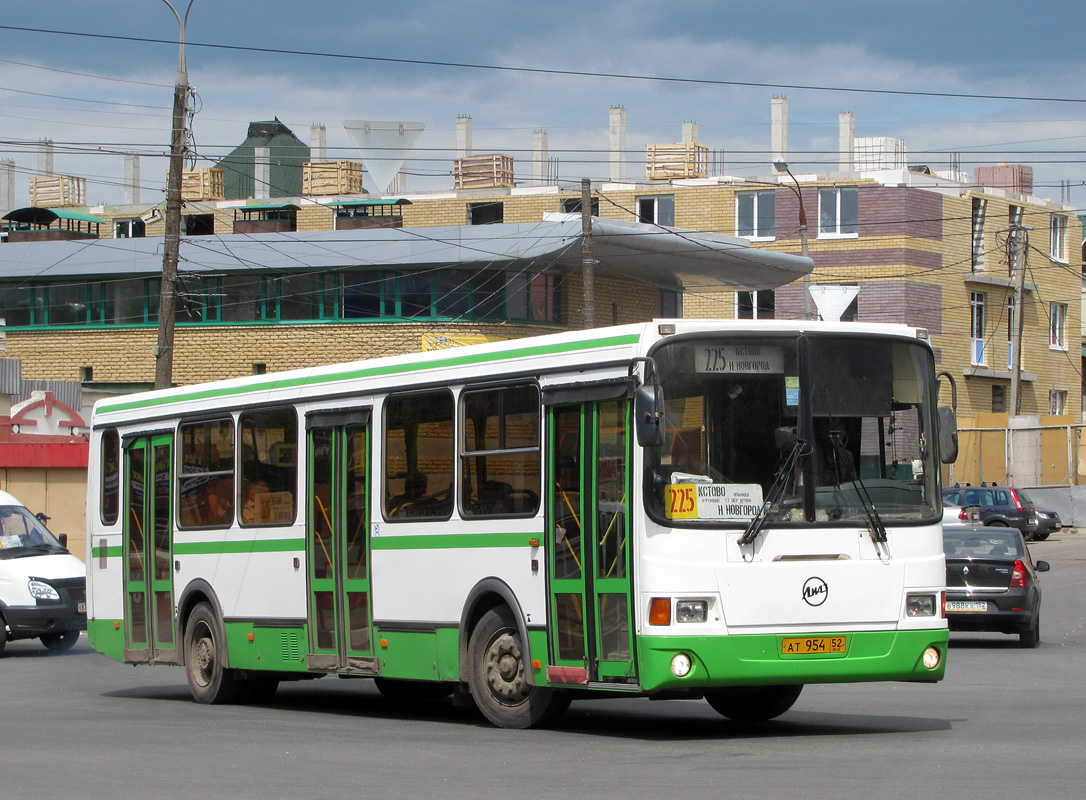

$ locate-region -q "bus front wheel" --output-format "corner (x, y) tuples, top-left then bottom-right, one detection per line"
(184, 603), (243, 704)
(705, 684), (803, 722)
(467, 606), (569, 729)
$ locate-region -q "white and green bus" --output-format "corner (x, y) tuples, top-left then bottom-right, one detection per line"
(86, 320), (955, 728)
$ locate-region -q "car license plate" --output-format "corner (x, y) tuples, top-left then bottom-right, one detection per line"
(77, 602), (86, 613)
(946, 600), (987, 612)
(781, 635), (847, 655)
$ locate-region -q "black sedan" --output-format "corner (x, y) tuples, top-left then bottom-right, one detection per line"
(943, 528), (1050, 648)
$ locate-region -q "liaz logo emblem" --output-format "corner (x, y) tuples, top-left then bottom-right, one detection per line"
(802, 577), (828, 607)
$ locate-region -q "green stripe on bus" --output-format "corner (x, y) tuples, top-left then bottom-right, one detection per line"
(98, 332), (641, 414)
(91, 545), (124, 559)
(372, 532), (534, 550)
(173, 538), (305, 555)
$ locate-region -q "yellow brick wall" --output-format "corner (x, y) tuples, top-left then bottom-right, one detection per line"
(54, 178), (1084, 417)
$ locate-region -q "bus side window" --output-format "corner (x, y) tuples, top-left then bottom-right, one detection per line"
(238, 408), (298, 526)
(460, 384), (541, 518)
(383, 391), (455, 521)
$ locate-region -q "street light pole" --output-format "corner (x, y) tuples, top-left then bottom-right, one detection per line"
(773, 161), (812, 319)
(154, 0), (195, 390)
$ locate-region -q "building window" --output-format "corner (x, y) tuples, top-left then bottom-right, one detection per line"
(992, 385), (1005, 413)
(114, 218), (146, 239)
(468, 202), (504, 225)
(737, 290), (775, 320)
(561, 197), (599, 216)
(818, 187), (858, 237)
(1049, 302), (1068, 350)
(183, 214), (214, 236)
(970, 292), (987, 366)
(971, 197), (987, 272)
(637, 195), (675, 226)
(736, 191), (775, 239)
(1050, 215), (1067, 262)
(1050, 390), (1068, 415)
(660, 288), (680, 318)
(1009, 204), (1023, 227)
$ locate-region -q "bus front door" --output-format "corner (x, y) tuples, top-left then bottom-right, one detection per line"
(122, 433), (176, 663)
(547, 399), (636, 685)
(306, 417), (375, 673)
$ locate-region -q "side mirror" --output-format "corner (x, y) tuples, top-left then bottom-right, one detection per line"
(1035, 560), (1050, 573)
(634, 384), (665, 448)
(938, 405), (958, 464)
(57, 532), (69, 549)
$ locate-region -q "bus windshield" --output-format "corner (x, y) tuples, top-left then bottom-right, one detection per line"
(647, 333), (940, 526)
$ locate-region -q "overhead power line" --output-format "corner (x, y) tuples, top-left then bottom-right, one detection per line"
(3, 24), (1086, 105)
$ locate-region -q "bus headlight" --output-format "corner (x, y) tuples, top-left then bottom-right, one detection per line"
(670, 653), (692, 677)
(28, 579), (60, 601)
(675, 600), (708, 623)
(906, 594), (937, 617)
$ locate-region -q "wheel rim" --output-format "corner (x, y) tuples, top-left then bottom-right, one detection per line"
(190, 621), (215, 688)
(483, 629), (529, 707)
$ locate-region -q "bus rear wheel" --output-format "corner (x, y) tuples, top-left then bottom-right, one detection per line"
(184, 603), (243, 704)
(705, 684), (803, 722)
(467, 607), (569, 729)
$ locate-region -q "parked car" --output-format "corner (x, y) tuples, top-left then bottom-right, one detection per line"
(942, 527), (1049, 647)
(0, 489), (87, 657)
(941, 485), (1057, 541)
(942, 500), (983, 531)
(1032, 507), (1062, 541)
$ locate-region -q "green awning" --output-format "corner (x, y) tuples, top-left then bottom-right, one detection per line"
(238, 204), (300, 212)
(334, 198), (412, 208)
(2, 207), (104, 225)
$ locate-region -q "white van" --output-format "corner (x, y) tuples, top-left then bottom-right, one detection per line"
(0, 489), (87, 656)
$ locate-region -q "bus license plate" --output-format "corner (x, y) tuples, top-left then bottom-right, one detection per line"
(946, 600), (988, 612)
(781, 636), (847, 655)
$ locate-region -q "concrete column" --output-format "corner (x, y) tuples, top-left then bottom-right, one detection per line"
(609, 106), (626, 182)
(456, 116), (473, 160)
(532, 130), (549, 185)
(124, 154), (141, 205)
(839, 113), (855, 173)
(254, 146), (270, 199)
(0, 159), (15, 213)
(38, 139), (54, 176)
(682, 121), (698, 143)
(310, 123), (327, 161)
(771, 97), (788, 168)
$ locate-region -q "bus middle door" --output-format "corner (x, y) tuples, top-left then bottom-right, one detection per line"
(305, 410), (376, 673)
(547, 398), (636, 685)
(122, 433), (176, 664)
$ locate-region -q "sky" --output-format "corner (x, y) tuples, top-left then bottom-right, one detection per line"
(1, 0), (1085, 209)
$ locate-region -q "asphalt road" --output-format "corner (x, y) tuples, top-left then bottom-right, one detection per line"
(2, 532), (1084, 800)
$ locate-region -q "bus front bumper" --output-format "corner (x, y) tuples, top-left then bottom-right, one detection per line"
(637, 628), (948, 693)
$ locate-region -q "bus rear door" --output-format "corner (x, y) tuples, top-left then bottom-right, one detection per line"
(122, 433), (176, 663)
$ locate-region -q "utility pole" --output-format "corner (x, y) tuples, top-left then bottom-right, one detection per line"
(1008, 224), (1028, 416)
(154, 0), (195, 390)
(580, 178), (595, 329)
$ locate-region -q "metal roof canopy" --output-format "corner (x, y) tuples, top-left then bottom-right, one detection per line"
(0, 219), (812, 291)
(3, 207), (106, 225)
(333, 198), (412, 207)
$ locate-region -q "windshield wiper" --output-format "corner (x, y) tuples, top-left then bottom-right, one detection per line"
(739, 436), (808, 547)
(852, 475), (888, 545)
